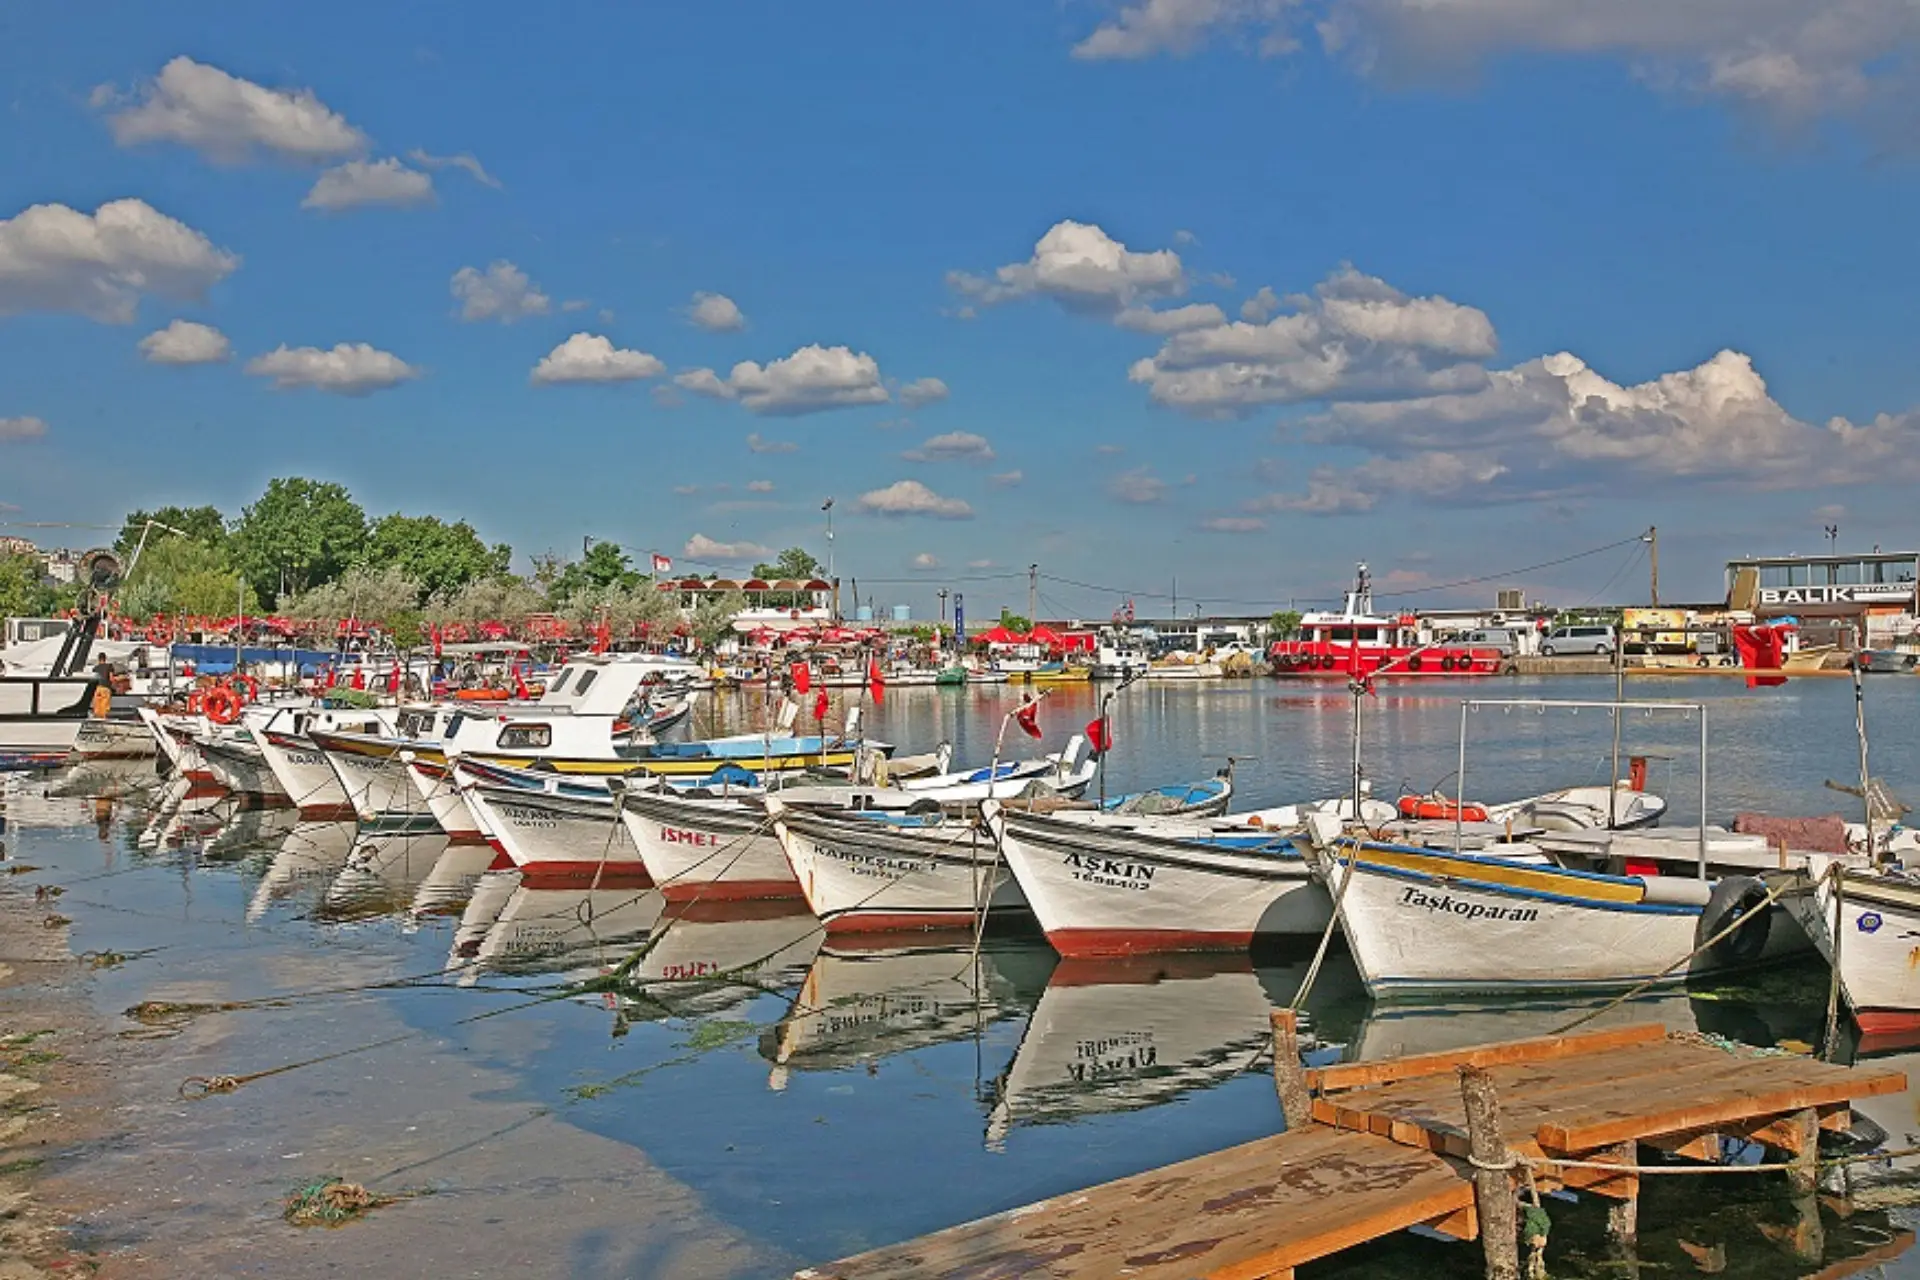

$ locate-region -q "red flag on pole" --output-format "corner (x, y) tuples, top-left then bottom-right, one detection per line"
(791, 663), (812, 695)
(1086, 715), (1112, 756)
(513, 663), (531, 699)
(388, 661), (401, 694)
(349, 667), (366, 691)
(431, 624), (443, 658)
(812, 690), (829, 722)
(868, 659), (885, 705)
(1015, 697), (1042, 740)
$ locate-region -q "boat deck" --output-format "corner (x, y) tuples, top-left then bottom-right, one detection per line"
(800, 1024), (1906, 1280)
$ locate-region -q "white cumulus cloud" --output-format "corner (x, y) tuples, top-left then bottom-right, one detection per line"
(746, 432), (798, 453)
(0, 199), (239, 323)
(688, 292), (746, 332)
(855, 479), (975, 519)
(912, 553), (942, 570)
(684, 533), (773, 564)
(949, 220), (1186, 315)
(899, 377), (950, 407)
(682, 345), (891, 415)
(451, 261), (550, 322)
(407, 149), (501, 188)
(1128, 265), (1496, 415)
(1109, 467), (1169, 504)
(1074, 0), (1297, 60)
(139, 319), (230, 365)
(1116, 302), (1229, 334)
(0, 415), (49, 440)
(245, 343), (418, 395)
(302, 158), (434, 212)
(98, 56), (367, 164)
(531, 333), (665, 385)
(903, 431), (996, 463)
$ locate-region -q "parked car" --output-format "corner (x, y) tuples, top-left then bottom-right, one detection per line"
(1542, 625), (1616, 656)
(1463, 627), (1522, 656)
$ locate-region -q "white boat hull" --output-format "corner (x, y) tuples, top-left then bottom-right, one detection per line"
(1789, 856), (1920, 1040)
(460, 784), (648, 883)
(257, 730), (359, 818)
(619, 790), (797, 903)
(993, 812), (1326, 957)
(69, 718), (157, 759)
(323, 743), (418, 820)
(1326, 845), (1805, 998)
(772, 808), (1024, 935)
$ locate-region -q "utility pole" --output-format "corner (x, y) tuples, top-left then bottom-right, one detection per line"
(583, 535), (592, 560)
(1826, 523), (1840, 555)
(1027, 563), (1037, 624)
(1645, 526), (1659, 607)
(822, 498), (836, 621)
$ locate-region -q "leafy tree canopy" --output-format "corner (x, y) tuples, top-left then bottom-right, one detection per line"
(116, 505), (228, 559)
(751, 547), (824, 581)
(998, 609), (1032, 633)
(1268, 610), (1303, 638)
(549, 541), (641, 603)
(0, 552), (63, 620)
(232, 477), (367, 607)
(366, 513), (511, 602)
(117, 536), (258, 621)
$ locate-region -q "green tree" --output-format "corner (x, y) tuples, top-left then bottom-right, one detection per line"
(549, 541), (641, 604)
(430, 576), (549, 628)
(998, 609), (1032, 633)
(115, 505), (229, 559)
(232, 477), (368, 606)
(688, 590), (747, 650)
(366, 513), (511, 602)
(116, 536), (258, 621)
(1268, 609), (1303, 640)
(0, 552), (61, 620)
(283, 565), (424, 636)
(751, 547), (824, 581)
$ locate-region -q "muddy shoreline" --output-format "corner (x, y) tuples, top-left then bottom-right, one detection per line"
(2, 789), (785, 1280)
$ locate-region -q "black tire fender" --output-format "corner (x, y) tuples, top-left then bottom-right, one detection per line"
(1697, 875), (1771, 968)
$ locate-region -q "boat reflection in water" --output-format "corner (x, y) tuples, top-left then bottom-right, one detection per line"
(465, 884), (666, 979)
(320, 824), (454, 922)
(763, 935), (1054, 1090)
(246, 820), (359, 921)
(408, 842), (503, 921)
(619, 899), (824, 1023)
(987, 952), (1304, 1148)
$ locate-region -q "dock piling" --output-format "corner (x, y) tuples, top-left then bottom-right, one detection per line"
(1459, 1065), (1521, 1280)
(1602, 1141), (1638, 1251)
(1269, 1009), (1312, 1130)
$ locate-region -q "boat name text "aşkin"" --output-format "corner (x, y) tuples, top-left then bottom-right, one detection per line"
(1062, 852), (1155, 891)
(1399, 885), (1539, 923)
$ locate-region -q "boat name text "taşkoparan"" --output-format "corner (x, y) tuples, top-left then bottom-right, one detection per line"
(1399, 885), (1540, 923)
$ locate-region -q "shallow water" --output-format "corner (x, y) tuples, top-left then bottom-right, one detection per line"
(6, 674), (1920, 1278)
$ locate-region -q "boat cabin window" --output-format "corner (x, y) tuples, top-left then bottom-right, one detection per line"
(546, 669), (573, 695)
(1326, 627), (1381, 642)
(574, 669), (598, 696)
(498, 723), (553, 749)
(398, 711), (433, 737)
(444, 713), (466, 739)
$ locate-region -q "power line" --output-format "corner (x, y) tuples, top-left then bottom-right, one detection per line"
(1372, 534), (1650, 599)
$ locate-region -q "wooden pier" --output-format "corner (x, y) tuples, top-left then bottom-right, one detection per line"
(798, 1022), (1907, 1280)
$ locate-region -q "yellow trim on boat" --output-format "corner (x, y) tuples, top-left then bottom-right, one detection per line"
(1344, 843), (1647, 904)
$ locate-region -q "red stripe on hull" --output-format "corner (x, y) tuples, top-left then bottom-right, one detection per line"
(665, 898), (815, 925)
(659, 878), (803, 905)
(1854, 1009), (1920, 1036)
(443, 831), (489, 846)
(516, 860), (655, 888)
(1046, 927), (1255, 959)
(297, 803), (362, 822)
(1050, 953), (1256, 986)
(824, 911), (979, 935)
(485, 844), (515, 871)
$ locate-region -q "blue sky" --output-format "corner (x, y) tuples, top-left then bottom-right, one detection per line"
(4, 1), (1920, 620)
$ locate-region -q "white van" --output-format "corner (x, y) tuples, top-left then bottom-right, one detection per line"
(1463, 627), (1522, 656)
(1542, 625), (1616, 656)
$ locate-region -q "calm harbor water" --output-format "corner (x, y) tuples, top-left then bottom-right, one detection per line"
(7, 674), (1920, 1278)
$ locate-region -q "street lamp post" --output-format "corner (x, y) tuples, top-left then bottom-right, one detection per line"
(1826, 524), (1840, 555)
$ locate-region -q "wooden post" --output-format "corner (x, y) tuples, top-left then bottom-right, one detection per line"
(1786, 1107), (1819, 1197)
(1603, 1140), (1638, 1251)
(1269, 1009), (1312, 1130)
(1459, 1066), (1520, 1280)
(1775, 1107), (1824, 1265)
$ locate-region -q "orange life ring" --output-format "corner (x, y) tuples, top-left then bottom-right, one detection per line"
(454, 687), (510, 702)
(1395, 795), (1491, 822)
(202, 686), (241, 725)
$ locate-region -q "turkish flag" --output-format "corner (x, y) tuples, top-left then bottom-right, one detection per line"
(349, 667), (366, 691)
(1086, 715), (1112, 756)
(1015, 698), (1042, 740)
(388, 662), (402, 693)
(868, 659), (885, 705)
(813, 690), (829, 722)
(791, 663), (812, 695)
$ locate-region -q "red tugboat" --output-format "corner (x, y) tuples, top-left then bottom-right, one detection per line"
(1269, 563), (1509, 679)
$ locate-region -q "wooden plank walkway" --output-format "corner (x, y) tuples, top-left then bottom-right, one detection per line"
(800, 1024), (1908, 1280)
